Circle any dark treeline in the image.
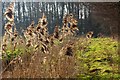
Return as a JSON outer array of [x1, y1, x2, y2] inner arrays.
[[2, 2, 119, 37]]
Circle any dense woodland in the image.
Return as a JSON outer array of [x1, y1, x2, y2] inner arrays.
[[2, 2, 119, 37]]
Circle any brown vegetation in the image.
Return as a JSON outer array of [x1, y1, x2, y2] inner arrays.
[[1, 3, 80, 78]]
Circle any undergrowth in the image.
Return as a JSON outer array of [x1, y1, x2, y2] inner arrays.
[[75, 38, 119, 79], [1, 37, 119, 79]]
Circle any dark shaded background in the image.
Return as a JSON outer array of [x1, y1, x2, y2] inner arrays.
[[2, 2, 119, 37]]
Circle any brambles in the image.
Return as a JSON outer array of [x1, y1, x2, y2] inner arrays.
[[2, 3, 80, 78], [4, 3, 14, 22], [86, 31, 93, 39], [1, 3, 119, 79], [61, 14, 79, 37]]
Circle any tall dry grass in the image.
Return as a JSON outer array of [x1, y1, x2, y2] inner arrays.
[[1, 37, 79, 78]]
